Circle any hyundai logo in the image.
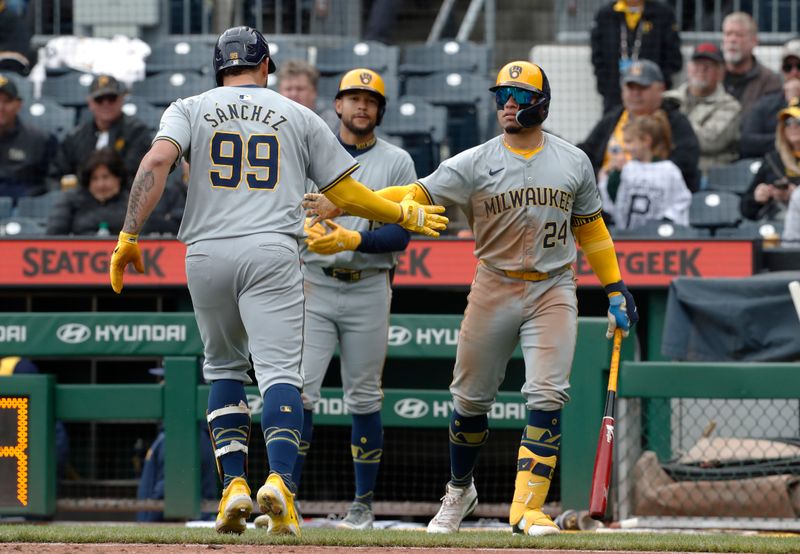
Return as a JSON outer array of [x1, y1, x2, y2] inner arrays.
[[56, 323, 91, 344], [394, 398, 429, 419], [387, 325, 412, 346]]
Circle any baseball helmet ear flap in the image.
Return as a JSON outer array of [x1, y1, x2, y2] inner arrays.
[[213, 26, 275, 86], [336, 68, 387, 125], [515, 69, 550, 128]]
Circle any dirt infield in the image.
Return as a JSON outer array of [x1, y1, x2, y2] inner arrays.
[[0, 546, 733, 554]]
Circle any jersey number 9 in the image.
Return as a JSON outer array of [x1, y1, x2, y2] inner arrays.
[[210, 131, 280, 190]]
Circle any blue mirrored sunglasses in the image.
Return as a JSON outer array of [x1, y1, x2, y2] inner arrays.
[[494, 86, 536, 107]]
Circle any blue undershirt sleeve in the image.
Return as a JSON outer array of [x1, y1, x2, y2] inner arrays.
[[356, 223, 410, 253]]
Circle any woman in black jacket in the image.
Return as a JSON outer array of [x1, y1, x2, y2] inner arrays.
[[46, 148, 129, 235], [741, 103, 800, 221]]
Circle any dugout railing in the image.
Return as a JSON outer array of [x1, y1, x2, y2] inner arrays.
[[0, 313, 622, 519], [614, 361, 800, 531]]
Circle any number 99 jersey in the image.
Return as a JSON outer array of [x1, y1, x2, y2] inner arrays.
[[416, 133, 602, 273], [155, 85, 358, 244]]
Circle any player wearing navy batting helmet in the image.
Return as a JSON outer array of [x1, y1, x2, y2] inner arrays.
[[109, 26, 447, 536]]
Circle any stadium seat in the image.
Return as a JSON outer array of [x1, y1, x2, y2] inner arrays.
[[0, 216, 47, 236], [41, 72, 97, 107], [714, 220, 783, 239], [4, 73, 34, 104], [121, 96, 163, 133], [399, 41, 490, 77], [145, 37, 212, 75], [15, 191, 62, 220], [403, 72, 492, 154], [611, 220, 710, 239], [381, 97, 448, 177], [706, 158, 762, 195], [267, 40, 309, 64], [315, 41, 399, 78], [133, 72, 214, 107], [0, 197, 13, 219], [689, 191, 743, 232], [18, 99, 77, 142]]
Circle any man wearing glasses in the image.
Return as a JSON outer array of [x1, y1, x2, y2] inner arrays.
[[308, 60, 637, 536], [51, 74, 151, 189], [740, 38, 800, 159]]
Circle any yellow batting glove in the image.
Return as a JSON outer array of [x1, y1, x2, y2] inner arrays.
[[304, 217, 326, 241], [306, 220, 362, 255], [397, 191, 448, 237], [109, 232, 144, 294]]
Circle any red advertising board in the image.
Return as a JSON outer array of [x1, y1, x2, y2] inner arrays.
[[0, 238, 754, 288]]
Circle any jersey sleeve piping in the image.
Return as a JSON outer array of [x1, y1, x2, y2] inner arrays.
[[415, 181, 435, 205], [318, 163, 360, 193], [153, 136, 183, 160], [571, 208, 603, 227]]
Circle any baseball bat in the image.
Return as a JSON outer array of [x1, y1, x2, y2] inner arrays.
[[589, 328, 623, 520], [789, 281, 800, 324]]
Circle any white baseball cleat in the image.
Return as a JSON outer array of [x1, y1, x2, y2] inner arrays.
[[426, 482, 478, 533]]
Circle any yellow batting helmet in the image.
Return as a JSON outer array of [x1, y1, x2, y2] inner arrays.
[[490, 61, 551, 128], [336, 68, 387, 124]]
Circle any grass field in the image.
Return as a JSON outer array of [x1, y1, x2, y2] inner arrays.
[[1, 525, 799, 553]]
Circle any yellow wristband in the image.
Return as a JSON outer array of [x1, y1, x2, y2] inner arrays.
[[119, 232, 139, 244]]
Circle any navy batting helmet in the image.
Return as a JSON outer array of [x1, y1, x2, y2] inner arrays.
[[213, 26, 276, 86]]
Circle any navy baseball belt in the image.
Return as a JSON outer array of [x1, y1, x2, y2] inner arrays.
[[322, 266, 386, 282]]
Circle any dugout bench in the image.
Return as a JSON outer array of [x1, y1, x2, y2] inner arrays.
[[0, 313, 625, 518]]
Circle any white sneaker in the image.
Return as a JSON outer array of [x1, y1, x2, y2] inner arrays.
[[426, 482, 478, 533]]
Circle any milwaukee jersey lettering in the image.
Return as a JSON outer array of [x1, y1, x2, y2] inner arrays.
[[418, 133, 601, 272], [155, 85, 358, 244]]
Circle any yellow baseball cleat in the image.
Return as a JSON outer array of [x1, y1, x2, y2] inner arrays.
[[512, 508, 560, 536], [215, 477, 253, 534], [256, 473, 301, 536]]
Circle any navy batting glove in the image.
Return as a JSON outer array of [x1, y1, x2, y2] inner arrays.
[[604, 280, 638, 339]]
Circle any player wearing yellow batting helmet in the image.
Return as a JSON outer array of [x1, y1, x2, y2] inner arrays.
[[336, 68, 387, 125], [490, 61, 551, 128]]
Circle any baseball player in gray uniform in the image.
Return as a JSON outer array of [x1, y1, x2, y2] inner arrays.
[[300, 68, 416, 530], [307, 60, 638, 536], [108, 26, 447, 537]]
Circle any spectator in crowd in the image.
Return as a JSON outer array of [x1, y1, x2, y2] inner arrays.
[[599, 111, 691, 230], [50, 74, 151, 189], [0, 0, 36, 74], [141, 160, 188, 236], [590, 0, 683, 113], [783, 186, 800, 245], [663, 42, 741, 172], [741, 101, 800, 221], [46, 147, 129, 235], [579, 59, 701, 192], [740, 38, 800, 159], [0, 73, 56, 201], [721, 11, 782, 116], [277, 59, 339, 131]]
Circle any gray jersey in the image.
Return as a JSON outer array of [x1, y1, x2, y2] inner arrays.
[[302, 138, 417, 270], [155, 85, 358, 244], [417, 133, 601, 273]]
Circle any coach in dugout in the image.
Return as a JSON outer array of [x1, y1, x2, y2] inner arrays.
[[579, 59, 700, 192]]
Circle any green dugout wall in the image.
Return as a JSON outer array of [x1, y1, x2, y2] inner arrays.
[[0, 313, 622, 518]]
